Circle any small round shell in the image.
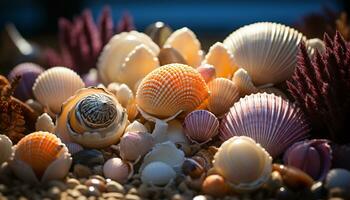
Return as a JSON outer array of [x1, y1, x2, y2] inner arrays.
[[196, 64, 216, 83], [0, 135, 13, 164], [103, 158, 133, 183], [124, 121, 148, 133], [183, 110, 219, 144], [32, 67, 85, 114], [120, 132, 155, 161], [202, 174, 231, 197], [213, 136, 272, 192], [232, 68, 258, 96], [141, 161, 176, 186], [35, 113, 55, 132]]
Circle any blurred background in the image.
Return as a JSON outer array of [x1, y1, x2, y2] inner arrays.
[[0, 0, 348, 74]]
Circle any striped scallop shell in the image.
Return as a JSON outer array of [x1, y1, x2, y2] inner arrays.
[[136, 63, 209, 118], [224, 22, 307, 85], [207, 78, 240, 117], [219, 93, 310, 158], [232, 68, 258, 96], [183, 110, 219, 144], [32, 67, 85, 114]]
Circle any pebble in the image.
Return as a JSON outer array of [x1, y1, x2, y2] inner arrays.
[[72, 149, 105, 168], [47, 186, 61, 200], [106, 180, 125, 193], [85, 178, 106, 192], [66, 178, 80, 189], [89, 175, 106, 183], [87, 186, 101, 197], [276, 187, 297, 200], [328, 187, 350, 199], [67, 189, 81, 198], [74, 164, 93, 178], [92, 165, 104, 176], [125, 194, 141, 200], [75, 185, 89, 196], [102, 192, 125, 199], [311, 181, 327, 199]]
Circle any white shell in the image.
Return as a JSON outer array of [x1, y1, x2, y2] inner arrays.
[[107, 83, 133, 108], [232, 68, 258, 96], [35, 113, 55, 132], [103, 158, 133, 183], [164, 27, 203, 67], [124, 121, 148, 133], [97, 31, 160, 90], [0, 135, 13, 164], [120, 132, 155, 161], [155, 120, 189, 145], [141, 161, 176, 186], [306, 38, 326, 54], [224, 22, 307, 85], [32, 67, 85, 114]]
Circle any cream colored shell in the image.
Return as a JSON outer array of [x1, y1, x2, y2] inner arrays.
[[35, 113, 55, 132], [232, 68, 258, 96], [103, 158, 133, 183], [0, 135, 13, 164], [141, 161, 176, 186], [119, 132, 155, 161]]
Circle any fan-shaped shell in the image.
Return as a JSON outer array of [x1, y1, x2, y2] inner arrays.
[[55, 87, 128, 148], [224, 22, 307, 85], [306, 38, 325, 54], [164, 27, 203, 67], [0, 135, 13, 164], [232, 68, 258, 95], [219, 93, 310, 158], [97, 31, 160, 90], [35, 113, 55, 132], [32, 67, 85, 114], [207, 78, 240, 117], [183, 110, 219, 144], [213, 136, 272, 192], [136, 63, 209, 118]]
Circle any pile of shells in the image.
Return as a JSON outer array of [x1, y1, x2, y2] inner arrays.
[[1, 21, 349, 200]]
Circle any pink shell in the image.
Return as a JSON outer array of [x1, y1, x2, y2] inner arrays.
[[219, 93, 310, 158], [183, 110, 219, 144]]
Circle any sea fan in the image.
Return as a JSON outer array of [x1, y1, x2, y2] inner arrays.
[[44, 6, 135, 74], [287, 32, 350, 143]]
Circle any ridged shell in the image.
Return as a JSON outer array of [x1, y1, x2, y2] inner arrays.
[[258, 87, 287, 99], [207, 78, 240, 117], [232, 68, 258, 95], [196, 64, 216, 83], [219, 93, 310, 158], [224, 22, 307, 85], [306, 38, 325, 54], [183, 110, 219, 144], [203, 42, 237, 78], [136, 63, 209, 118], [125, 121, 148, 133], [164, 27, 203, 67], [32, 67, 85, 114], [103, 158, 133, 183], [35, 113, 55, 132], [213, 136, 272, 192], [55, 87, 128, 148], [120, 132, 155, 161], [65, 142, 84, 155], [0, 135, 13, 164], [141, 161, 176, 186], [97, 31, 160, 90]]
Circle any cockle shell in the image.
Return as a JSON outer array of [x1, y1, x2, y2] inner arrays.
[[203, 42, 237, 78], [196, 64, 216, 83], [258, 87, 287, 99], [103, 158, 133, 183], [136, 63, 209, 118], [35, 113, 55, 132], [97, 31, 160, 90], [32, 67, 85, 114], [207, 78, 240, 117], [55, 87, 128, 148], [120, 132, 155, 161], [141, 161, 176, 186], [124, 121, 148, 133], [164, 27, 203, 67], [11, 131, 72, 184], [224, 22, 307, 85], [0, 135, 13, 165], [183, 110, 219, 144], [219, 93, 310, 158], [232, 68, 258, 95], [213, 136, 272, 192]]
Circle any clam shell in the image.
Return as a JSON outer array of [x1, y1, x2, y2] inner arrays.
[[55, 87, 128, 148], [158, 47, 187, 66], [136, 63, 209, 118], [203, 42, 237, 78], [35, 113, 55, 132], [224, 22, 307, 85], [164, 27, 203, 67], [196, 64, 216, 83], [32, 67, 85, 114], [232, 68, 258, 95], [183, 110, 219, 144], [120, 132, 155, 161], [207, 78, 240, 117], [141, 161, 176, 186], [0, 135, 13, 164], [219, 93, 310, 158], [103, 158, 133, 183], [213, 136, 272, 192], [124, 121, 148, 133]]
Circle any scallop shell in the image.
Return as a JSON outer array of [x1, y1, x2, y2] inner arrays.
[[306, 38, 325, 54], [258, 87, 287, 99], [224, 22, 307, 85], [35, 113, 55, 132], [213, 136, 272, 192], [232, 68, 258, 95], [124, 121, 148, 133], [32, 67, 85, 114], [0, 135, 13, 164], [120, 132, 155, 161], [136, 63, 209, 118], [183, 110, 219, 144], [203, 42, 237, 78], [103, 158, 133, 183], [219, 93, 310, 158], [141, 161, 176, 186], [164, 27, 203, 67], [196, 64, 216, 83], [55, 87, 128, 148], [207, 78, 240, 117], [97, 31, 160, 90]]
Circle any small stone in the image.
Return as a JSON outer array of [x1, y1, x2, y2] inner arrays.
[[75, 185, 89, 196], [106, 181, 125, 193], [85, 178, 106, 192], [89, 175, 105, 183], [103, 192, 125, 199], [73, 149, 105, 168], [276, 187, 297, 200], [87, 186, 101, 197], [66, 178, 80, 189], [311, 182, 326, 199], [130, 179, 141, 187], [76, 196, 88, 200], [67, 189, 81, 198], [127, 187, 139, 195], [329, 187, 350, 199], [47, 180, 68, 191], [125, 194, 141, 200], [47, 186, 61, 200], [92, 165, 104, 176], [74, 164, 93, 178]]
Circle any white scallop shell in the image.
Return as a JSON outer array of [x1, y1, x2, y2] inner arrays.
[[35, 113, 55, 132], [224, 22, 307, 85], [120, 132, 155, 161], [0, 135, 13, 164], [124, 121, 148, 133], [32, 67, 85, 114], [306, 38, 326, 54], [232, 68, 258, 96], [103, 158, 133, 183], [164, 27, 203, 67], [141, 161, 176, 186]]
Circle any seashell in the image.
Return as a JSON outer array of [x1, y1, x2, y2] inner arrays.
[[203, 42, 237, 78], [72, 149, 104, 168], [145, 21, 173, 47], [83, 68, 99, 87], [124, 121, 148, 133], [25, 99, 44, 116], [164, 27, 203, 67], [219, 93, 310, 158], [207, 78, 240, 117], [158, 47, 187, 66], [306, 38, 325, 54], [103, 158, 133, 184], [119, 132, 155, 161], [182, 158, 204, 179], [97, 31, 160, 89], [35, 113, 55, 132], [324, 169, 350, 190], [55, 87, 128, 148], [107, 83, 133, 108], [283, 139, 332, 180], [273, 164, 314, 189], [8, 62, 44, 101], [196, 63, 216, 83], [141, 161, 176, 186], [140, 141, 185, 173], [192, 146, 218, 171], [0, 135, 13, 165], [202, 174, 231, 197], [136, 63, 209, 118], [32, 67, 85, 114], [11, 131, 72, 184], [258, 87, 287, 99], [183, 110, 219, 144], [155, 119, 189, 145], [232, 68, 258, 96], [213, 136, 272, 192], [224, 22, 307, 85], [65, 142, 84, 155]]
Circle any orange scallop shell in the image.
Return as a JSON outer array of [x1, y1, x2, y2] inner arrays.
[[136, 63, 209, 118]]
